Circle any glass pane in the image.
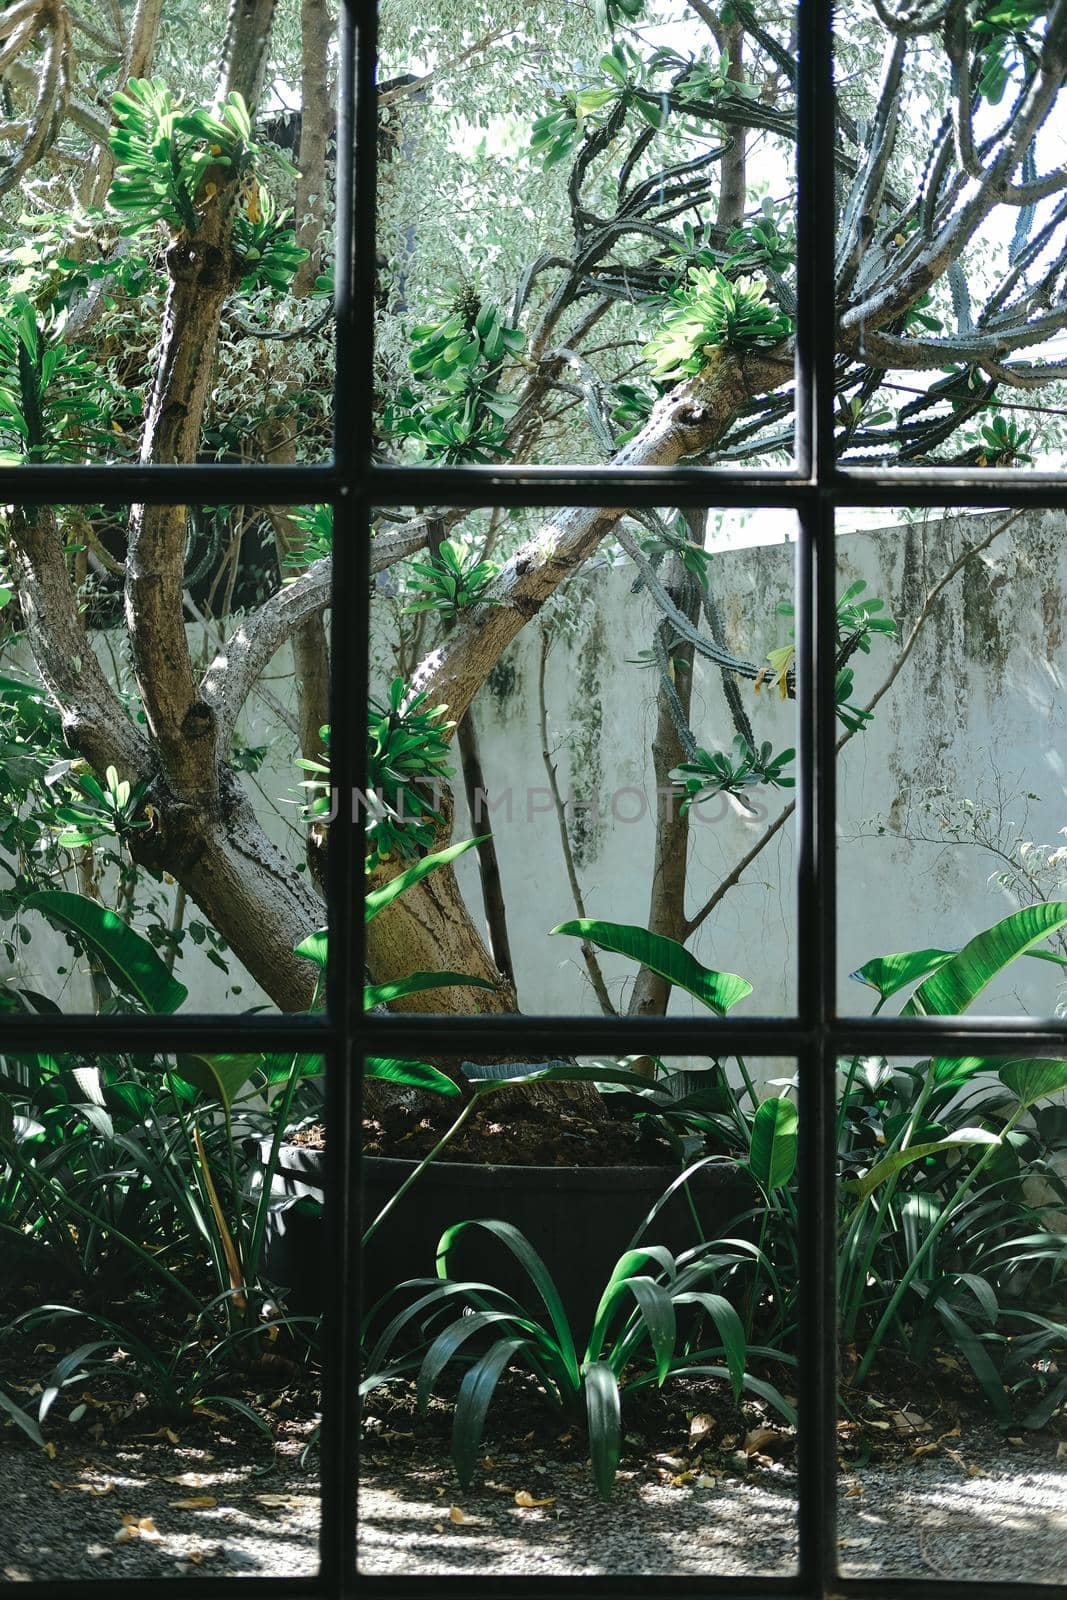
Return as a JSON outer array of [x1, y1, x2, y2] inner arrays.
[[376, 1, 797, 467], [837, 1051, 1067, 1584], [0, 502, 330, 1015], [366, 505, 798, 1016], [836, 504, 1067, 1018], [0, 1, 335, 466], [834, 5, 1067, 469], [359, 1053, 799, 1577], [0, 1049, 324, 1580]]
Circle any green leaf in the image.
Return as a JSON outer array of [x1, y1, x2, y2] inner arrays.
[[436, 1220, 579, 1388], [23, 891, 187, 1013], [932, 1298, 1011, 1426], [452, 1337, 527, 1487], [673, 1292, 747, 1401], [366, 1058, 461, 1097], [842, 1129, 1001, 1202], [590, 1276, 676, 1384], [746, 1097, 798, 1191], [551, 920, 751, 1014], [418, 1311, 542, 1415], [584, 1361, 622, 1501], [850, 948, 955, 1001], [365, 971, 496, 1008], [365, 838, 485, 922], [174, 1053, 263, 1111], [903, 904, 1067, 1016], [0, 1388, 45, 1448], [998, 1058, 1067, 1109], [294, 928, 328, 970]]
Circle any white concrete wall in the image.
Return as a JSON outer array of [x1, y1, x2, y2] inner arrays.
[[4, 509, 1066, 1039], [445, 507, 1067, 1025]]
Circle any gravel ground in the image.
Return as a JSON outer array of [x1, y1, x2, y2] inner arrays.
[[357, 1433, 1067, 1581], [3, 1430, 1064, 1581], [0, 1439, 320, 1581]]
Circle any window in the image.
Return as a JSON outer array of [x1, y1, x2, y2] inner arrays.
[[2, 0, 1067, 1595]]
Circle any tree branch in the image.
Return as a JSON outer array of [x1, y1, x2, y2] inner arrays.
[[199, 557, 331, 750]]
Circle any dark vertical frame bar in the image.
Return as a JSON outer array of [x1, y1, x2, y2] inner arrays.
[[795, 0, 839, 1593], [320, 0, 364, 1590], [346, 0, 380, 1589]]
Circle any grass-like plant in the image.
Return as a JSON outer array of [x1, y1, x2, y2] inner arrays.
[[362, 1218, 794, 1501]]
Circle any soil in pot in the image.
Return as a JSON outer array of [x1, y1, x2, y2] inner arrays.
[[262, 1073, 753, 1338]]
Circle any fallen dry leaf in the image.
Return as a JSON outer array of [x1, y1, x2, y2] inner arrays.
[[744, 1427, 790, 1457], [688, 1413, 716, 1449], [115, 1514, 162, 1545], [891, 1410, 931, 1435], [449, 1505, 474, 1524], [514, 1490, 556, 1508], [254, 1493, 305, 1510], [164, 1473, 205, 1488], [911, 1444, 939, 1460], [1056, 1441, 1067, 1461], [844, 1482, 863, 1497], [3, 1569, 31, 1582], [169, 1496, 217, 1510]]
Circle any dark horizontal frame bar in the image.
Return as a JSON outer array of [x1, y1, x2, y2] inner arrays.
[[0, 463, 340, 504], [14, 1576, 1067, 1600], [3, 461, 1067, 511], [4, 1012, 1066, 1056]]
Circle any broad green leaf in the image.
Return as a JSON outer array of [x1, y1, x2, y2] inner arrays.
[[365, 838, 485, 922], [24, 891, 187, 1013], [584, 1361, 622, 1502], [452, 1337, 527, 1488], [903, 904, 1067, 1016], [294, 928, 328, 969], [998, 1058, 1067, 1109], [174, 1054, 263, 1111], [551, 920, 751, 1014], [850, 948, 955, 1001], [364, 971, 496, 1008], [842, 1130, 1000, 1202], [746, 1097, 798, 1191], [366, 1058, 461, 1097]]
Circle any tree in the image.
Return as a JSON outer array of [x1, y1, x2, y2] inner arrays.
[[2, 0, 1066, 1027]]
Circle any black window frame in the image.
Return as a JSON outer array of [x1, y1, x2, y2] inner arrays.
[[3, 1, 1067, 1596]]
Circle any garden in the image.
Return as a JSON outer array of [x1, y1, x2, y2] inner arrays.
[[1, 0, 1067, 1586]]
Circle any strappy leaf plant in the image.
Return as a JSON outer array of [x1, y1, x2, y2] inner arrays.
[[362, 1220, 794, 1501]]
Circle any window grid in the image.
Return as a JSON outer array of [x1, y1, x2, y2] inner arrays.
[[1, 1, 1066, 1596]]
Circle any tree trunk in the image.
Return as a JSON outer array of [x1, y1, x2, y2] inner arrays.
[[628, 555, 699, 1020], [132, 773, 322, 1011]]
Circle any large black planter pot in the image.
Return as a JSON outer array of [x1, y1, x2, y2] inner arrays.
[[262, 1143, 753, 1339]]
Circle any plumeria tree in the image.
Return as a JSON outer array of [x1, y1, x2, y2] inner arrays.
[[2, 0, 1066, 1021]]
